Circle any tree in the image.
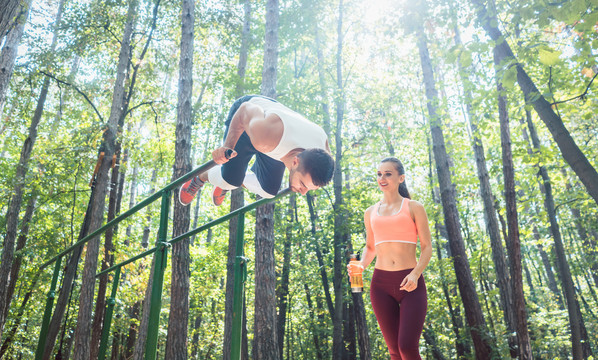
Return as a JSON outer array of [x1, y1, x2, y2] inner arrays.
[[0, 0, 31, 115], [165, 0, 195, 357], [71, 1, 139, 357], [470, 0, 598, 206], [493, 45, 533, 359], [253, 0, 280, 359], [0, 0, 64, 340], [410, 1, 495, 357]]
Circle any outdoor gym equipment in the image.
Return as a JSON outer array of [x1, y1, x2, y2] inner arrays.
[[35, 158, 291, 360]]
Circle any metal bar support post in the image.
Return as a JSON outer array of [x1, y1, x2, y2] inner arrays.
[[35, 256, 62, 360], [98, 266, 121, 360], [144, 190, 171, 360], [230, 211, 246, 360]]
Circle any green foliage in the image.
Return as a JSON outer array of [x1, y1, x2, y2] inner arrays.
[[0, 0, 596, 358]]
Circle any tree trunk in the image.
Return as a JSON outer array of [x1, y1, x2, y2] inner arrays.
[[422, 327, 448, 360], [89, 154, 123, 359], [470, 0, 598, 206], [0, 0, 64, 338], [235, 0, 251, 98], [0, 0, 20, 41], [524, 111, 591, 359], [0, 0, 30, 115], [412, 3, 494, 357], [332, 1, 347, 358], [253, 203, 280, 360], [451, 9, 517, 355], [165, 0, 194, 357], [223, 1, 251, 356], [71, 1, 138, 358], [253, 0, 280, 358], [2, 192, 36, 322], [132, 261, 155, 360], [303, 284, 325, 360], [314, 24, 332, 138], [306, 194, 335, 318], [277, 193, 295, 359], [0, 272, 39, 358], [494, 46, 533, 359]]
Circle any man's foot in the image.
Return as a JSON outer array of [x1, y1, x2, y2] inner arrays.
[[179, 176, 204, 206], [212, 186, 229, 206]]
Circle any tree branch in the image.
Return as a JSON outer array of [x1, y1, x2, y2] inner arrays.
[[40, 71, 105, 123], [551, 71, 598, 105], [124, 100, 161, 118]]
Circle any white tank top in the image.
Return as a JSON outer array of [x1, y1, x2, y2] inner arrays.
[[248, 97, 328, 161]]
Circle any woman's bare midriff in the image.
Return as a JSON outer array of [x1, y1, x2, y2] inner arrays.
[[374, 242, 418, 271]]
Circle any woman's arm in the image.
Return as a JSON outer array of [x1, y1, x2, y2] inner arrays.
[[360, 206, 377, 269], [400, 201, 432, 291], [348, 206, 376, 276]]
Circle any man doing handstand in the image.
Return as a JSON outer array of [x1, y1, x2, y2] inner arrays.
[[179, 95, 335, 206]]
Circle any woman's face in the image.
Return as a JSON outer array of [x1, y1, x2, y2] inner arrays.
[[376, 161, 404, 192]]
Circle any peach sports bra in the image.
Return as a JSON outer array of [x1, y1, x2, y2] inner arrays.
[[370, 198, 418, 245]]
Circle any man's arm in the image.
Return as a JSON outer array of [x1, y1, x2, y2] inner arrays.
[[213, 102, 283, 163]]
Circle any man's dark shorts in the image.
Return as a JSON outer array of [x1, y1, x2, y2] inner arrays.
[[221, 95, 285, 197]]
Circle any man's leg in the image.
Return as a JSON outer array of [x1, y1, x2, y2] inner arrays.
[[247, 152, 285, 198]]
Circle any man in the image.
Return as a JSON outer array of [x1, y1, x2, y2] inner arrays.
[[179, 95, 334, 206]]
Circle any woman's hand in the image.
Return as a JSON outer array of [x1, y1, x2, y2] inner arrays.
[[347, 261, 364, 276], [400, 271, 419, 292]]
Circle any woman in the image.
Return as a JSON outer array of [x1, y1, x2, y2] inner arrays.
[[348, 157, 432, 360]]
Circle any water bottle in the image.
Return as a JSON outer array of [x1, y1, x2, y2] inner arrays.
[[349, 253, 363, 293]]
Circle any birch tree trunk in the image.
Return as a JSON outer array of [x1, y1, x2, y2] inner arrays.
[[0, 0, 63, 339], [470, 0, 598, 206], [253, 0, 280, 358], [412, 2, 494, 357], [165, 0, 194, 357], [72, 1, 138, 358]]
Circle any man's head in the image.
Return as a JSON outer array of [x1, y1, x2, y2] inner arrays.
[[288, 148, 335, 194]]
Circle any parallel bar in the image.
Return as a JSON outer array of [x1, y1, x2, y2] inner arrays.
[[98, 266, 121, 360], [169, 188, 292, 245], [35, 256, 62, 360], [95, 188, 293, 278], [40, 160, 218, 270], [96, 246, 159, 278], [145, 191, 171, 360], [230, 211, 246, 360]]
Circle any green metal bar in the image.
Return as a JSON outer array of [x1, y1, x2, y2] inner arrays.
[[96, 246, 159, 278], [96, 188, 293, 278], [40, 160, 218, 270], [35, 256, 62, 360], [169, 188, 292, 245], [230, 211, 246, 360], [145, 191, 171, 360], [98, 266, 121, 360]]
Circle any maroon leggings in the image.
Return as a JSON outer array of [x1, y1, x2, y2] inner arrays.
[[370, 269, 427, 360]]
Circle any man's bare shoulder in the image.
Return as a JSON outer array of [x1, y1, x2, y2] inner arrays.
[[246, 112, 283, 153]]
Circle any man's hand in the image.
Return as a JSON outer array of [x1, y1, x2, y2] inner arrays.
[[212, 147, 237, 164]]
